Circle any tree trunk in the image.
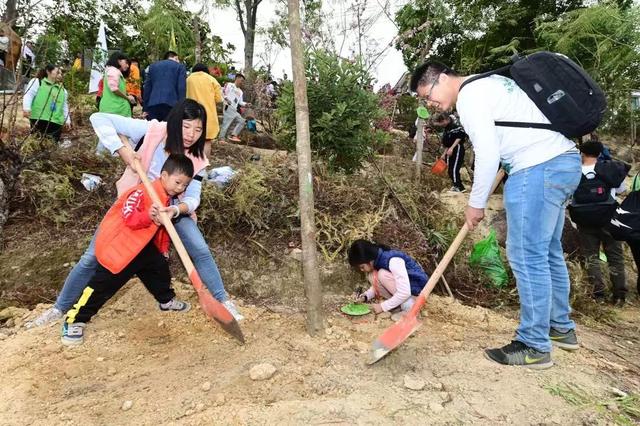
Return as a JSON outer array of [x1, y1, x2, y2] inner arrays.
[[0, 176, 7, 239], [193, 17, 202, 63], [3, 0, 17, 24], [243, 2, 256, 76], [287, 0, 324, 336]]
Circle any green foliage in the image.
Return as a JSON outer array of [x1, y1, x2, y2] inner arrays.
[[276, 50, 387, 174], [535, 4, 640, 135], [395, 0, 585, 72]]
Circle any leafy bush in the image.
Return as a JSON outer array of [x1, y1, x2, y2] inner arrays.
[[277, 50, 388, 173]]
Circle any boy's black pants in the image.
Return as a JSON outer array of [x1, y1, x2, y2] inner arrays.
[[66, 242, 174, 324], [447, 143, 465, 190]]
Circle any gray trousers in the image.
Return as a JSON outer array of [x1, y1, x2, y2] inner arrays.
[[577, 226, 627, 299], [220, 105, 245, 139]]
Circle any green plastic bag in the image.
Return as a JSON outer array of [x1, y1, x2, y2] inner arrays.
[[469, 229, 508, 288]]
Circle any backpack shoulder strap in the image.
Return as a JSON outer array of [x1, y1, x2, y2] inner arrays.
[[459, 64, 512, 91], [459, 64, 557, 133]]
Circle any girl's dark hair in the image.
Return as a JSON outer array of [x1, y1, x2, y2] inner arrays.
[[106, 51, 128, 69], [192, 63, 209, 74], [36, 64, 58, 81], [347, 239, 390, 267], [164, 99, 207, 159]]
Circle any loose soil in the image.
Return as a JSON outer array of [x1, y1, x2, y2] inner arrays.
[[1, 285, 639, 425]]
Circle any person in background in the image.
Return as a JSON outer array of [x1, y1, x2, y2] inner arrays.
[[22, 64, 71, 141], [220, 73, 249, 143], [570, 140, 629, 306], [99, 51, 133, 118], [432, 112, 468, 192], [21, 41, 36, 76], [143, 51, 186, 122], [0, 28, 9, 67], [186, 63, 223, 155], [72, 52, 82, 71], [126, 58, 142, 114]]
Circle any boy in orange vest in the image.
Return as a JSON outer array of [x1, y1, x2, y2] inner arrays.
[[62, 154, 194, 345]]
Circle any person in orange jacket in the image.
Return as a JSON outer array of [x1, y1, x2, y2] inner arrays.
[[61, 154, 194, 346]]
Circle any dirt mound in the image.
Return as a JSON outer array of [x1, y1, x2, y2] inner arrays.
[[1, 281, 639, 425]]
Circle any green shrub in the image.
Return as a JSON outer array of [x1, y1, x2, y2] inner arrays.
[[276, 50, 388, 173]]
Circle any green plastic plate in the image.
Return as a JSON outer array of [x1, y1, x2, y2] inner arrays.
[[416, 106, 430, 119], [341, 303, 371, 316]]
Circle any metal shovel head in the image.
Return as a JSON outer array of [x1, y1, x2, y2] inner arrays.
[[368, 314, 422, 364], [190, 270, 245, 344]]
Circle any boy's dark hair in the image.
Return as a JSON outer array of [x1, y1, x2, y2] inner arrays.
[[164, 51, 179, 60], [410, 61, 458, 93], [347, 239, 391, 267], [192, 63, 209, 74], [106, 51, 128, 69], [235, 73, 245, 80], [432, 112, 452, 125], [164, 99, 207, 159], [579, 140, 603, 157], [161, 153, 194, 177]]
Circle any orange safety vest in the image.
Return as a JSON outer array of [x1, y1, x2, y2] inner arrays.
[[96, 179, 170, 274]]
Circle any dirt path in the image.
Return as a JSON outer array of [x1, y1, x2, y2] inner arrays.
[[1, 281, 638, 425]]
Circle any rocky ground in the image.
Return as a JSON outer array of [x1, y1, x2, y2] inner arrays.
[[0, 283, 639, 425]]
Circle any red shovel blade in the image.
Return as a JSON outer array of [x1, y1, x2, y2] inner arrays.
[[368, 296, 425, 364], [190, 270, 245, 344]]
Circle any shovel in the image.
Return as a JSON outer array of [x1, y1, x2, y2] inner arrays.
[[132, 158, 245, 344], [369, 169, 505, 364]]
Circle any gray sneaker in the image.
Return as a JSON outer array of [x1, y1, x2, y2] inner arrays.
[[159, 298, 191, 312], [25, 307, 63, 329], [484, 341, 553, 370], [549, 328, 579, 351]]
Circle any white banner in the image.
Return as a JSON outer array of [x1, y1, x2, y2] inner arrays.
[[89, 22, 108, 94]]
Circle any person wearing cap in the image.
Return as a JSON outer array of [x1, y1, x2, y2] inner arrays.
[[572, 140, 629, 306]]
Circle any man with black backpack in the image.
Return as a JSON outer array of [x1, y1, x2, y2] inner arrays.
[[569, 140, 629, 306], [409, 52, 606, 369]]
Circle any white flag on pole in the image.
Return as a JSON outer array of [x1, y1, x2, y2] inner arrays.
[[89, 22, 108, 94]]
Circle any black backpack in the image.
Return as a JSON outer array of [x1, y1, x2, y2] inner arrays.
[[568, 171, 617, 228], [608, 174, 640, 241], [459, 51, 606, 138]]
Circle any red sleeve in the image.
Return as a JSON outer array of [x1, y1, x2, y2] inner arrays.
[[122, 189, 153, 230]]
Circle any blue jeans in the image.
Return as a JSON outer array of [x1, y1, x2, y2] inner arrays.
[[55, 215, 228, 312], [504, 151, 581, 353]]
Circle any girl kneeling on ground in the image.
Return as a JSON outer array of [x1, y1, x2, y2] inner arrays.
[[348, 239, 429, 319]]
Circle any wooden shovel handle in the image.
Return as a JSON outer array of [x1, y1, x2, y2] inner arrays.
[[419, 169, 506, 302]]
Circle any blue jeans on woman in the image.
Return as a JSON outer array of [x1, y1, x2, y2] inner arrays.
[[54, 215, 228, 312], [504, 151, 581, 353]]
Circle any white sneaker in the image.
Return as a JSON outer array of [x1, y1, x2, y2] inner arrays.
[[25, 307, 63, 329], [222, 300, 244, 321]]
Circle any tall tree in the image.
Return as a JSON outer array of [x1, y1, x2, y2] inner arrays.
[[287, 0, 324, 335]]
